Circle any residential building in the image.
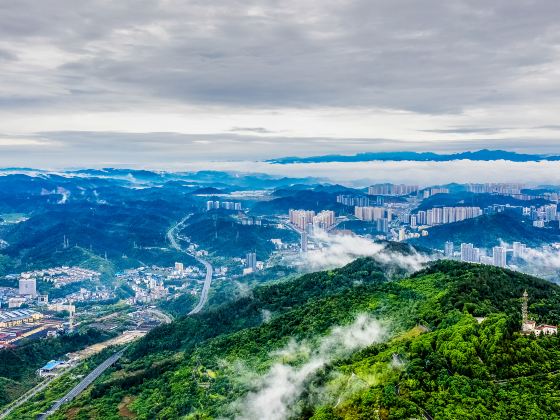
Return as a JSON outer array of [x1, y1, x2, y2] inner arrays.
[[19, 277, 37, 298]]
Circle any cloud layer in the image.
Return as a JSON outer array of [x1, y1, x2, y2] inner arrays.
[[2, 1, 560, 165], [304, 230, 431, 270]]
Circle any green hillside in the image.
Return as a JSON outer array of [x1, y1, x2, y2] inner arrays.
[[35, 258, 560, 420], [411, 213, 560, 249], [181, 213, 298, 259]]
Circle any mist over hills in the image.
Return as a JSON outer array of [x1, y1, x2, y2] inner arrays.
[[267, 149, 560, 164]]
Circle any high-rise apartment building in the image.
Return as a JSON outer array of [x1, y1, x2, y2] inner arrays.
[[313, 210, 336, 230], [512, 242, 526, 260], [367, 184, 419, 196], [301, 232, 308, 253], [245, 252, 257, 270], [289, 209, 335, 231], [355, 206, 390, 222], [419, 207, 482, 226], [19, 277, 37, 297], [492, 246, 507, 268], [376, 218, 389, 233], [289, 209, 316, 230], [460, 243, 480, 263], [445, 241, 454, 257], [336, 195, 371, 207]]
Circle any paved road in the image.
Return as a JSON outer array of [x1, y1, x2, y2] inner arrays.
[[38, 348, 126, 419], [167, 215, 213, 315], [0, 372, 64, 419], [188, 258, 213, 315]]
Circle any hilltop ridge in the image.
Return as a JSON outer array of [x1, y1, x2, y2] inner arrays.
[[38, 257, 560, 420]]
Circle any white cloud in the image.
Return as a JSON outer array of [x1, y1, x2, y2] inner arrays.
[[234, 314, 387, 420], [178, 159, 560, 187], [302, 229, 431, 271], [2, 1, 560, 164]]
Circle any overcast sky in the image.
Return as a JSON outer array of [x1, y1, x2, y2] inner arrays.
[[1, 0, 560, 169]]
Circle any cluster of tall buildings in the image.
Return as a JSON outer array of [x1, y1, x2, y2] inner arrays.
[[532, 204, 558, 222], [452, 241, 528, 268], [289, 209, 336, 231], [354, 206, 392, 222], [415, 206, 482, 226], [206, 200, 242, 211], [367, 184, 419, 196], [458, 243, 506, 267], [466, 183, 524, 195], [336, 195, 374, 207]]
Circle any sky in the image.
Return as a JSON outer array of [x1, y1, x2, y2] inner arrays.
[[1, 0, 560, 170]]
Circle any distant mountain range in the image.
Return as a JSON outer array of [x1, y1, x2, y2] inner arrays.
[[267, 149, 560, 164]]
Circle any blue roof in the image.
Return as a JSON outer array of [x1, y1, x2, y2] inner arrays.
[[41, 360, 63, 370]]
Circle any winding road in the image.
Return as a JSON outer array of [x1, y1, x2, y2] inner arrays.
[[167, 215, 213, 315]]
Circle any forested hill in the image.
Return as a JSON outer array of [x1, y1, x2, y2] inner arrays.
[[52, 259, 560, 419]]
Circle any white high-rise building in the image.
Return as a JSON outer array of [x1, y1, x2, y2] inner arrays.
[[544, 204, 558, 221], [301, 231, 308, 253], [19, 277, 37, 297], [416, 211, 427, 225], [460, 243, 480, 263], [492, 246, 507, 268], [354, 206, 387, 222], [313, 210, 336, 230], [367, 184, 419, 196], [245, 252, 257, 270], [420, 207, 482, 226], [512, 242, 526, 260], [289, 209, 316, 230], [445, 241, 454, 257]]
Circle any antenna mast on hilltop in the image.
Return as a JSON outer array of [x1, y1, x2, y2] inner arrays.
[[522, 290, 529, 326]]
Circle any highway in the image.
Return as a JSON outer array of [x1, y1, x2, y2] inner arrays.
[[0, 372, 64, 419], [167, 215, 213, 315], [188, 257, 213, 315], [38, 348, 126, 419]]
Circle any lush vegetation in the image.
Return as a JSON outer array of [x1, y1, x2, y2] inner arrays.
[[5, 346, 122, 420], [181, 213, 298, 259], [159, 293, 197, 317], [0, 329, 116, 407], [40, 258, 560, 419]]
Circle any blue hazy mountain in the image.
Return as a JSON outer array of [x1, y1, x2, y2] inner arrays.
[[267, 149, 560, 164]]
